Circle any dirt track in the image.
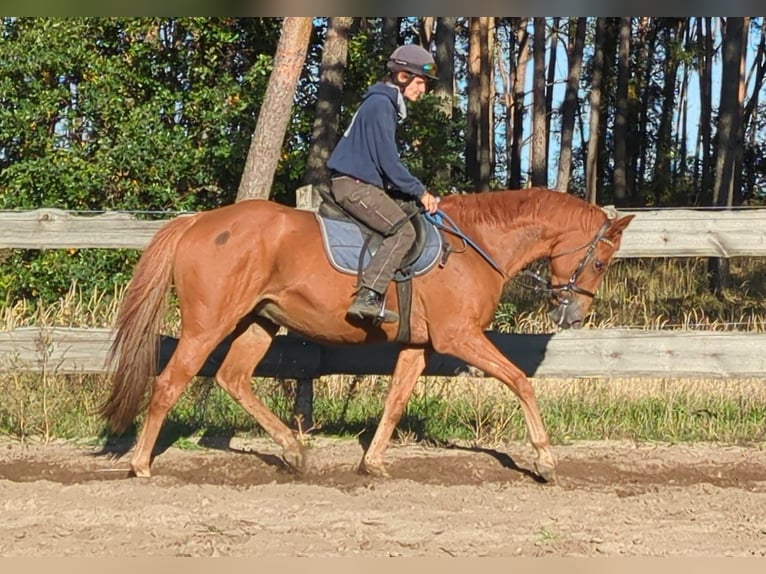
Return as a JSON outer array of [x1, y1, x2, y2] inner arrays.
[[1, 436, 765, 557]]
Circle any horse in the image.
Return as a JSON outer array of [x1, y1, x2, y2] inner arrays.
[[99, 186, 634, 482]]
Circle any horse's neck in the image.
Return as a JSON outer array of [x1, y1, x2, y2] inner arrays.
[[452, 190, 582, 277], [498, 221, 554, 276]]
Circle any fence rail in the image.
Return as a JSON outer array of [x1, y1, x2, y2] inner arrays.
[[2, 327, 765, 380], [3, 207, 766, 257]]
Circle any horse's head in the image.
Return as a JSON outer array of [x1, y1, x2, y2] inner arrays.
[[545, 210, 635, 329]]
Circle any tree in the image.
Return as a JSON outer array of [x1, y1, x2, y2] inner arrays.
[[651, 19, 685, 205], [433, 17, 457, 186], [478, 17, 493, 190], [466, 17, 481, 188], [555, 17, 586, 193], [696, 17, 715, 205], [613, 17, 631, 204], [302, 17, 354, 203], [237, 17, 313, 202], [433, 17, 456, 117], [713, 17, 745, 207], [510, 18, 530, 189], [586, 18, 607, 204], [381, 17, 400, 55], [709, 17, 746, 294], [531, 17, 547, 187], [545, 17, 559, 170], [634, 17, 658, 205]]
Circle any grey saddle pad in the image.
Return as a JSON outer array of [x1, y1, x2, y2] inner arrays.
[[315, 213, 443, 278]]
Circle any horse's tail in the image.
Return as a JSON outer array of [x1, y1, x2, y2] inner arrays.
[[99, 214, 200, 434]]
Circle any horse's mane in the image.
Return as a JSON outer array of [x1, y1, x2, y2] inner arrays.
[[444, 187, 606, 233]]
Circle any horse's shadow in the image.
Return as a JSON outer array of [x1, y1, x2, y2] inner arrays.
[[93, 424, 287, 471], [352, 418, 543, 483], [440, 442, 545, 483], [94, 418, 543, 482]]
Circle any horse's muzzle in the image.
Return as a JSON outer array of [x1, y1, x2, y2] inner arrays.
[[547, 301, 584, 330]]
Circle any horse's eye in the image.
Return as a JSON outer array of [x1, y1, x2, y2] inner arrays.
[[594, 260, 605, 273]]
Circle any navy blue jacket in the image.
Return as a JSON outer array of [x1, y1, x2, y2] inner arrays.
[[327, 82, 426, 199]]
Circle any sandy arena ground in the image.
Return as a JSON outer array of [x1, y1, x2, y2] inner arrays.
[[1, 436, 765, 557]]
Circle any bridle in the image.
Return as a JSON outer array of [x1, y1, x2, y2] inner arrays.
[[518, 219, 615, 304]]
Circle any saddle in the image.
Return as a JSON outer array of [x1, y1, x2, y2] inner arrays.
[[316, 196, 443, 281], [314, 186, 448, 342]]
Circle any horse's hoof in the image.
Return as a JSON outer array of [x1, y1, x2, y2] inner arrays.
[[129, 466, 151, 478], [281, 448, 307, 474], [534, 461, 556, 483], [358, 459, 390, 478]]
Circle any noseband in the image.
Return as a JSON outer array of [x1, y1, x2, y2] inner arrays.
[[520, 219, 614, 304]]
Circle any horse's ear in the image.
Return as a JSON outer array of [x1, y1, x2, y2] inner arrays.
[[610, 214, 635, 233]]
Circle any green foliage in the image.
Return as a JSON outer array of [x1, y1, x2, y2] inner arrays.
[[0, 18, 280, 211], [399, 93, 469, 193], [0, 17, 281, 302], [0, 248, 138, 302], [0, 17, 466, 305]]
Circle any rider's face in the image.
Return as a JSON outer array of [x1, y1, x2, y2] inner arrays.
[[401, 75, 428, 102]]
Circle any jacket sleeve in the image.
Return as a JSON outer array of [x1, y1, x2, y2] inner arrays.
[[362, 95, 427, 198]]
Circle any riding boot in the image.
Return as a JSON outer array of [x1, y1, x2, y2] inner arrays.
[[347, 287, 399, 323]]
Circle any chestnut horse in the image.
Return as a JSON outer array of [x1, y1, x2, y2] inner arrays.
[[100, 187, 634, 482]]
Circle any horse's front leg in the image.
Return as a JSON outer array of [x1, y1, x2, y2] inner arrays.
[[359, 347, 429, 477], [435, 329, 556, 483]]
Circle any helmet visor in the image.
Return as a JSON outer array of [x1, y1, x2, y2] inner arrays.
[[391, 58, 438, 79]]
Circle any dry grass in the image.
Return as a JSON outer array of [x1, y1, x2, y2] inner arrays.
[[2, 258, 766, 442]]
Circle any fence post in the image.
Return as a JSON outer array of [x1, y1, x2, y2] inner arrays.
[[293, 184, 321, 431]]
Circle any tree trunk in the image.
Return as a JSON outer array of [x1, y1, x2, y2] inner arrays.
[[511, 18, 530, 189], [237, 17, 313, 202], [478, 17, 492, 191], [651, 19, 684, 206], [302, 17, 353, 205], [586, 17, 606, 204], [671, 22, 693, 198], [434, 17, 456, 186], [498, 19, 516, 188], [466, 17, 481, 188], [743, 24, 766, 202], [597, 19, 618, 205], [531, 17, 547, 187], [709, 17, 745, 294], [743, 23, 766, 135], [614, 17, 631, 205], [488, 18, 496, 181], [697, 17, 714, 205], [635, 18, 657, 205], [433, 17, 456, 117], [545, 17, 559, 171], [556, 17, 586, 193], [381, 18, 400, 55], [420, 17, 435, 47], [713, 17, 745, 207], [730, 17, 750, 207]]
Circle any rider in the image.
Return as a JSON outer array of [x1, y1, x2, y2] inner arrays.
[[327, 44, 441, 324]]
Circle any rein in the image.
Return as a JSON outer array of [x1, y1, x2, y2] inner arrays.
[[519, 218, 614, 300], [424, 209, 506, 278]]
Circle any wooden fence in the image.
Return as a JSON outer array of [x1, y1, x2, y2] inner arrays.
[[2, 206, 766, 381], [3, 205, 766, 257], [2, 326, 766, 380]]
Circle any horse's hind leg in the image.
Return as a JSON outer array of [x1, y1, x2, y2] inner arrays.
[[359, 347, 429, 478], [214, 319, 307, 473], [130, 331, 228, 477]]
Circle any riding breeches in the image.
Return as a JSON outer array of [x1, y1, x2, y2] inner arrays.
[[330, 177, 416, 294]]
